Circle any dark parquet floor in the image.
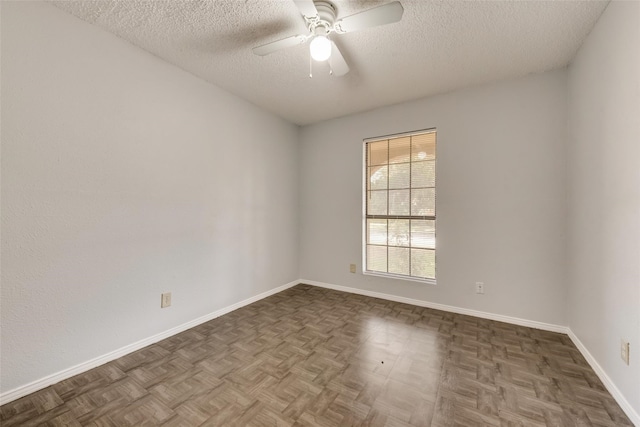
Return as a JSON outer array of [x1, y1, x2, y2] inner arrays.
[[1, 284, 633, 426]]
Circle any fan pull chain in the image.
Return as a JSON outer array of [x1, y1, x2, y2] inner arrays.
[[309, 54, 313, 78]]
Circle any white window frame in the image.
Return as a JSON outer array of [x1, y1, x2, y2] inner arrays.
[[362, 129, 437, 285]]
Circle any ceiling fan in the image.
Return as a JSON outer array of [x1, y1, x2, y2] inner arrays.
[[252, 0, 404, 77]]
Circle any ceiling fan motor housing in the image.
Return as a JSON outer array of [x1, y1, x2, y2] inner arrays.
[[308, 1, 337, 35], [315, 1, 337, 23]]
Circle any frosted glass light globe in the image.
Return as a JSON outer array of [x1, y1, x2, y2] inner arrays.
[[310, 36, 332, 62]]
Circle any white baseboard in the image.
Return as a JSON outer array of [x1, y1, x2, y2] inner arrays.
[[0, 279, 299, 406], [302, 279, 639, 426], [301, 279, 568, 333], [567, 330, 640, 426]]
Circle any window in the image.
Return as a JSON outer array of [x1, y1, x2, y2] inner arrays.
[[364, 130, 436, 283]]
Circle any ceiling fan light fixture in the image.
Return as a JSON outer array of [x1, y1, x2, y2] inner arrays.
[[310, 35, 332, 61]]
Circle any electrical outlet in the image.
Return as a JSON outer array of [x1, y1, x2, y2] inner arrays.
[[475, 282, 484, 294], [621, 339, 630, 365], [350, 264, 356, 273], [161, 292, 171, 308]]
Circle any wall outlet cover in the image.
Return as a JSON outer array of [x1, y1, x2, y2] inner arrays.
[[620, 339, 630, 365], [161, 292, 172, 308]]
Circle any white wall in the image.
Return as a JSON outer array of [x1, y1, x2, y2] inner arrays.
[[299, 71, 568, 326], [567, 0, 640, 415], [0, 2, 298, 394]]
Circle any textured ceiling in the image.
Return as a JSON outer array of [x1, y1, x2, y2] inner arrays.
[[51, 0, 608, 125]]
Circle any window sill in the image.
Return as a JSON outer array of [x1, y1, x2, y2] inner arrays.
[[363, 270, 437, 286]]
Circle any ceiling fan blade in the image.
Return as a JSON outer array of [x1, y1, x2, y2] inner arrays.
[[335, 1, 404, 33], [328, 41, 349, 77], [293, 0, 318, 18], [252, 34, 308, 56]]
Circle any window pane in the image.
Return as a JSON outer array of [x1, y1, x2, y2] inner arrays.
[[367, 219, 387, 245], [388, 163, 410, 189], [389, 189, 410, 216], [388, 219, 410, 247], [389, 247, 410, 275], [411, 220, 435, 249], [368, 190, 387, 215], [367, 245, 387, 273], [364, 130, 436, 282], [368, 166, 388, 190], [411, 249, 435, 279], [411, 188, 435, 216], [389, 137, 410, 164], [411, 133, 436, 161], [369, 140, 388, 166], [411, 160, 435, 188]]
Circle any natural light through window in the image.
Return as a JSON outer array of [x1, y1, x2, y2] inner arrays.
[[364, 130, 436, 282]]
